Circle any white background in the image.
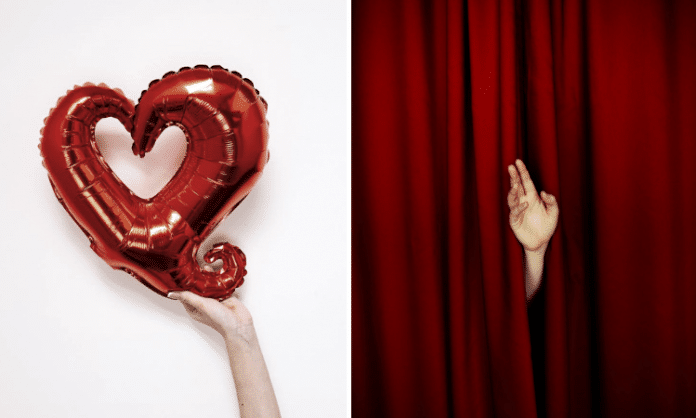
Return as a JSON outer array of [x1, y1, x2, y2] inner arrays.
[[0, 1, 348, 417]]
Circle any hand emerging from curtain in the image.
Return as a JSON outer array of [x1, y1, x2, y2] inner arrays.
[[507, 159, 559, 299]]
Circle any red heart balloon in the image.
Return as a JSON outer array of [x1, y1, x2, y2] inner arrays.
[[39, 65, 269, 300]]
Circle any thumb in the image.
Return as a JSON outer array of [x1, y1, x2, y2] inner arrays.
[[540, 191, 557, 208], [541, 192, 560, 221]]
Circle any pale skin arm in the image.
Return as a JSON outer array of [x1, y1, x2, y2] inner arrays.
[[507, 159, 559, 300], [168, 278, 281, 418]]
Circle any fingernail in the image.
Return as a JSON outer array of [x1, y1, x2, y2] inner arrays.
[[167, 292, 178, 300]]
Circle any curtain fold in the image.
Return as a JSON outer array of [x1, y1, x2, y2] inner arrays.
[[352, 0, 696, 416]]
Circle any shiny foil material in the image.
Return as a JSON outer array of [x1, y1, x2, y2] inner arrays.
[[39, 65, 269, 300]]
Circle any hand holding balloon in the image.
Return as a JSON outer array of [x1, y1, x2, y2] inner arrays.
[[169, 275, 255, 344], [169, 267, 281, 418]]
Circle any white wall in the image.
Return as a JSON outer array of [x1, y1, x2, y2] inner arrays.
[[0, 1, 348, 416]]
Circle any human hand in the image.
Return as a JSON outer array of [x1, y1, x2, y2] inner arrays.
[[170, 272, 280, 418], [507, 159, 559, 252], [168, 274, 255, 345]]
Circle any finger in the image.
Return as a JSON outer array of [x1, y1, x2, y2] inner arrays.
[[540, 191, 557, 207], [515, 159, 538, 197], [221, 294, 242, 309], [541, 191, 560, 219], [168, 292, 202, 316], [507, 187, 520, 208], [169, 291, 208, 310], [182, 303, 204, 319], [508, 164, 520, 188], [203, 265, 214, 273]]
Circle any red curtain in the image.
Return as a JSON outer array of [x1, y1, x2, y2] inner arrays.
[[352, 0, 696, 417]]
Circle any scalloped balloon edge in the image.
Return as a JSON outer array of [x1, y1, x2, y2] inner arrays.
[[135, 65, 268, 114], [39, 65, 268, 155]]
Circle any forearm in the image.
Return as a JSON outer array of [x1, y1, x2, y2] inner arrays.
[[524, 243, 547, 300], [224, 328, 281, 418]]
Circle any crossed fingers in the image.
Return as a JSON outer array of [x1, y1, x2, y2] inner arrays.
[[507, 160, 536, 226], [509, 159, 537, 197]]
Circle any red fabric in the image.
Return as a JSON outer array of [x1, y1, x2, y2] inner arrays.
[[352, 0, 696, 417]]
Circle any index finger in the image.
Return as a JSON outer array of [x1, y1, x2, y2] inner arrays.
[[515, 159, 537, 196]]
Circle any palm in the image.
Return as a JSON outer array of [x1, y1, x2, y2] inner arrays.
[[170, 290, 255, 343], [508, 160, 559, 251]]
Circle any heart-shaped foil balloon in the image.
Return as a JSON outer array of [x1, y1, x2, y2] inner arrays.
[[39, 65, 269, 300]]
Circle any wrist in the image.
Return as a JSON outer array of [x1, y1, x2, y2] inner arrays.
[[524, 243, 548, 300], [524, 242, 548, 255], [222, 323, 259, 350]]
